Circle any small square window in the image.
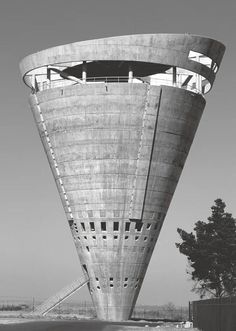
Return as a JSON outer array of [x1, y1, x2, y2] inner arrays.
[[110, 277, 113, 281], [125, 222, 130, 232], [101, 222, 106, 231], [102, 236, 107, 240], [135, 222, 143, 232], [90, 222, 95, 231], [92, 236, 96, 240], [96, 277, 99, 281], [113, 222, 119, 231], [84, 236, 87, 239], [135, 236, 139, 241], [114, 235, 118, 239], [144, 237, 147, 241], [125, 236, 128, 240], [146, 223, 151, 230], [125, 277, 128, 281]]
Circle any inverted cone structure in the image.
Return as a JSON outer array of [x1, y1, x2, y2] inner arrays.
[[20, 34, 225, 321]]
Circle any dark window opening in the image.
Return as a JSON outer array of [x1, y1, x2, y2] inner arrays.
[[135, 284, 138, 289], [68, 219, 74, 227], [144, 237, 147, 241], [135, 236, 139, 241], [110, 277, 113, 281], [103, 236, 107, 240], [125, 222, 130, 232], [135, 222, 143, 232], [114, 235, 118, 239], [146, 223, 151, 229], [113, 222, 119, 231], [101, 222, 106, 231], [125, 277, 128, 281], [92, 236, 96, 240], [81, 222, 85, 231], [90, 222, 95, 231], [97, 286, 100, 290], [86, 246, 90, 252], [110, 284, 114, 287], [77, 237, 80, 240], [96, 277, 99, 281], [82, 264, 88, 273], [84, 236, 87, 239], [125, 236, 128, 240], [124, 284, 128, 288]]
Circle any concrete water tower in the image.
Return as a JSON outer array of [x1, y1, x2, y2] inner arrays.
[[20, 34, 225, 321]]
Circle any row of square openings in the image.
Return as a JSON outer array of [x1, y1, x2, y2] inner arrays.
[[93, 277, 140, 290], [73, 221, 160, 233], [77, 234, 155, 242]]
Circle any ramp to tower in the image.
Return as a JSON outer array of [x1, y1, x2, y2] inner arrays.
[[32, 276, 89, 316]]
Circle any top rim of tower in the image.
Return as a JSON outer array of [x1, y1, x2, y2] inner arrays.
[[19, 33, 225, 94]]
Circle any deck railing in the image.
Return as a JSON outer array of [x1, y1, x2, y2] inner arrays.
[[35, 76, 202, 94]]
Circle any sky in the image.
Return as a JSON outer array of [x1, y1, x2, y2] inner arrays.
[[0, 0, 235, 307]]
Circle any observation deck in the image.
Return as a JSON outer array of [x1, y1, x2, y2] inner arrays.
[[20, 34, 225, 96]]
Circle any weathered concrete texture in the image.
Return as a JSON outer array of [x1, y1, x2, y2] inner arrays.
[[29, 83, 205, 320], [20, 34, 225, 321]]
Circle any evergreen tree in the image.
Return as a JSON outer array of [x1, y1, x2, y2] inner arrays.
[[176, 199, 236, 298]]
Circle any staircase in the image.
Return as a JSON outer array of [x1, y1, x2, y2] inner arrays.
[[32, 276, 89, 315]]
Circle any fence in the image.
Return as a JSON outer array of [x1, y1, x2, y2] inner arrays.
[[0, 297, 188, 321], [191, 296, 236, 331]]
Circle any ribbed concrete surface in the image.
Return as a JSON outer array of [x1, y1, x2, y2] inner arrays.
[[29, 83, 205, 320]]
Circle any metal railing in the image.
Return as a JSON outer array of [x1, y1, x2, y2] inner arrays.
[[32, 276, 89, 316], [35, 76, 202, 95]]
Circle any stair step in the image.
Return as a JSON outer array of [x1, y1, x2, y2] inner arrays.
[[33, 276, 89, 315]]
